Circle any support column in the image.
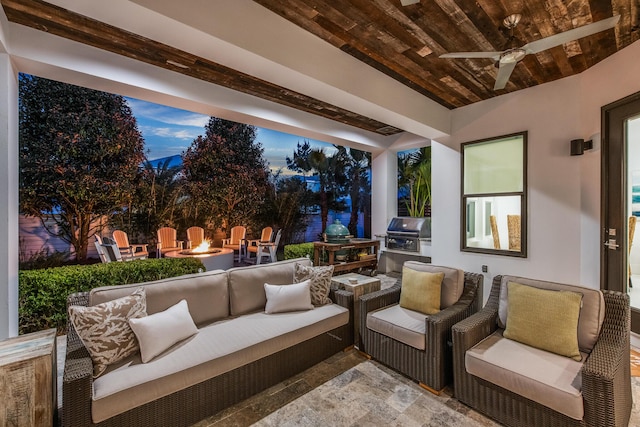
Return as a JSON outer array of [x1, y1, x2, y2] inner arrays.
[[0, 53, 19, 339], [371, 149, 397, 238]]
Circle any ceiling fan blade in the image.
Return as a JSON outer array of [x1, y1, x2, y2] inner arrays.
[[524, 15, 620, 54], [400, 0, 420, 5], [494, 61, 517, 90], [440, 51, 502, 59]]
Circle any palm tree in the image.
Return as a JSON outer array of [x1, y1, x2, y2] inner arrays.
[[397, 147, 431, 217], [339, 147, 370, 236], [287, 141, 347, 232]]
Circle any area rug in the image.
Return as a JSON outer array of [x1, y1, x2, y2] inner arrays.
[[251, 361, 499, 426], [252, 360, 640, 427]]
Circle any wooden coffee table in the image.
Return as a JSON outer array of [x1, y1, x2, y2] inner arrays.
[[331, 273, 381, 348]]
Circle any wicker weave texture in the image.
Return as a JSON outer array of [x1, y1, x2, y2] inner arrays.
[[359, 271, 483, 391], [452, 276, 632, 427], [63, 289, 353, 426]]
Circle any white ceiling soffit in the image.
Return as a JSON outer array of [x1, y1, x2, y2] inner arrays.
[[42, 0, 451, 140], [6, 21, 393, 154]]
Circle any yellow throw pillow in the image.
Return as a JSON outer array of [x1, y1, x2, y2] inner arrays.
[[399, 267, 444, 315], [503, 282, 582, 361]]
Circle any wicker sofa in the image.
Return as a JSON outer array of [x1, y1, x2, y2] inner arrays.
[[359, 261, 483, 392], [63, 258, 354, 427], [452, 275, 632, 427]]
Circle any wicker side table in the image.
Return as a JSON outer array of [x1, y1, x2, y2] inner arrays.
[[331, 273, 381, 348], [0, 329, 57, 427]]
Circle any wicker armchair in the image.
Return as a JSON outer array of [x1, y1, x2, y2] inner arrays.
[[359, 263, 483, 393], [452, 275, 632, 427]]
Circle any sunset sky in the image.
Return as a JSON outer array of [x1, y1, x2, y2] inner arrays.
[[125, 97, 337, 174]]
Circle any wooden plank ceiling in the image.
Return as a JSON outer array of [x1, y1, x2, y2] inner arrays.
[[255, 0, 640, 109], [2, 0, 639, 133]]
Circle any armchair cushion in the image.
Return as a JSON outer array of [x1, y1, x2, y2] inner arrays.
[[399, 267, 443, 315], [466, 330, 585, 420], [498, 275, 605, 354], [367, 304, 427, 350], [403, 261, 464, 308], [68, 288, 147, 377], [503, 282, 582, 361]]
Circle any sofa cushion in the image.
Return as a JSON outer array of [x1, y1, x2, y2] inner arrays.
[[91, 303, 348, 423], [466, 330, 585, 420], [367, 304, 427, 350], [89, 269, 229, 326], [129, 300, 198, 363], [498, 275, 605, 354], [403, 261, 464, 309], [264, 280, 314, 314], [69, 288, 147, 377], [293, 263, 334, 306], [228, 258, 312, 315], [399, 266, 443, 315], [503, 282, 582, 361]]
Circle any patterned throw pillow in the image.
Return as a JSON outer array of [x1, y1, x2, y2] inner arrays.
[[293, 263, 334, 306], [68, 288, 147, 377]]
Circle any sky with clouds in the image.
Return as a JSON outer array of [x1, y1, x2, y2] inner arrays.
[[125, 97, 337, 175]]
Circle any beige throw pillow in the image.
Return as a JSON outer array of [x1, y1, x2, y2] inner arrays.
[[293, 263, 334, 306], [68, 288, 147, 377], [264, 280, 314, 314], [503, 282, 582, 361], [399, 267, 444, 315], [129, 299, 198, 363]]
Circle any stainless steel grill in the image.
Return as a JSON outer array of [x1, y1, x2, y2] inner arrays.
[[385, 217, 431, 253]]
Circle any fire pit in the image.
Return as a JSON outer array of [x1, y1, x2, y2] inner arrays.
[[179, 248, 224, 256], [165, 241, 234, 271]]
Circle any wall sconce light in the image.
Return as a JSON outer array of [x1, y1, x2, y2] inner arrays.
[[570, 138, 593, 156]]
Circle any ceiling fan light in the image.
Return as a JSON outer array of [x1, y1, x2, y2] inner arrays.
[[503, 14, 522, 29]]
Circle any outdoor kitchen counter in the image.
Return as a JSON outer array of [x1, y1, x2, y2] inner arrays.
[[313, 239, 379, 275]]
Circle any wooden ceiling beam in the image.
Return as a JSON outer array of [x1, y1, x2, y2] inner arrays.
[[1, 0, 404, 135]]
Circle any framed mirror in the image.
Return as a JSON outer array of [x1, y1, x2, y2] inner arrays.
[[461, 132, 527, 257]]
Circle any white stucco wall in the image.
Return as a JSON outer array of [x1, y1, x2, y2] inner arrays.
[[429, 40, 640, 301], [0, 53, 19, 339]]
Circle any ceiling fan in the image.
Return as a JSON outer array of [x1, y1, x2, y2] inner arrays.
[[439, 14, 620, 90]]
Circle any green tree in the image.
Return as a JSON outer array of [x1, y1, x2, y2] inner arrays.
[[262, 172, 313, 245], [19, 74, 145, 261], [397, 146, 431, 217], [286, 141, 347, 233], [181, 118, 270, 233], [112, 158, 183, 244], [338, 147, 371, 237]]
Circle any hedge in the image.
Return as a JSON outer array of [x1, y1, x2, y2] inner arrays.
[[19, 257, 204, 335], [283, 242, 314, 260]]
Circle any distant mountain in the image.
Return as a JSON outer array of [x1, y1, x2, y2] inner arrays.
[[146, 154, 182, 169]]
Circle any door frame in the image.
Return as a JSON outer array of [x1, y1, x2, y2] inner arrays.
[[601, 90, 640, 333]]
